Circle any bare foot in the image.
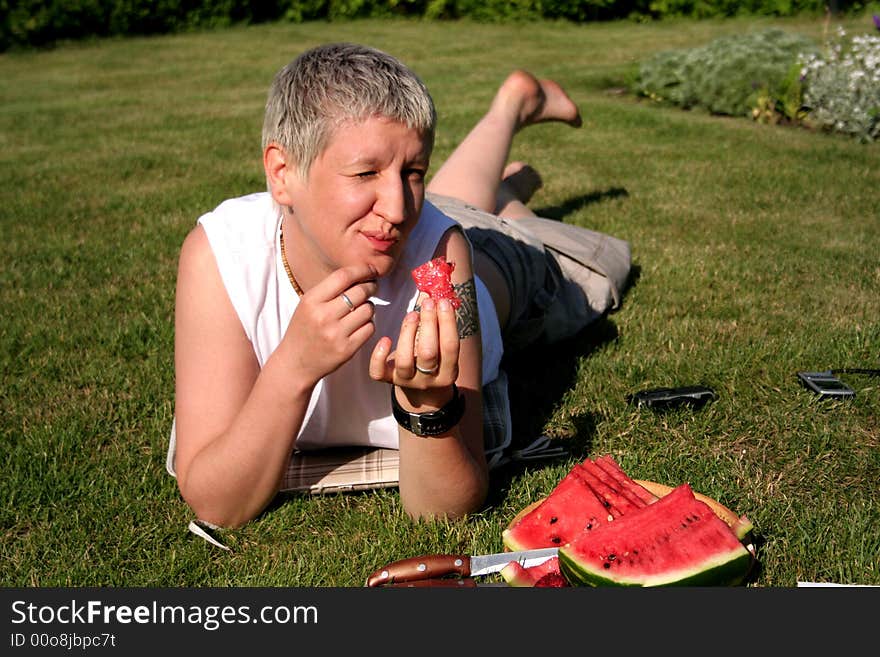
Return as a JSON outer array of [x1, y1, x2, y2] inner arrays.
[[501, 161, 543, 205], [492, 69, 582, 131]]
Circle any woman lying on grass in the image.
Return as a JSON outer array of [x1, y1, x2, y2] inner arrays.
[[171, 42, 628, 528]]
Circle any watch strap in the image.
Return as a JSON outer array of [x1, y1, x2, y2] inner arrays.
[[391, 384, 465, 437]]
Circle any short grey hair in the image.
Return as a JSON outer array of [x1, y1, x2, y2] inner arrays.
[[262, 42, 436, 178]]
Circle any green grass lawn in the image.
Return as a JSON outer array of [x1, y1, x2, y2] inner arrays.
[[1, 14, 878, 587]]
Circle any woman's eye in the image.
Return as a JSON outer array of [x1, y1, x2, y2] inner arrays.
[[357, 171, 377, 178]]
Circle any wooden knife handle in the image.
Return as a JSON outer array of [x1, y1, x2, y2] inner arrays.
[[365, 554, 471, 587]]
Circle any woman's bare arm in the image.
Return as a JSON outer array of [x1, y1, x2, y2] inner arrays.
[[173, 226, 313, 527], [370, 228, 488, 519]]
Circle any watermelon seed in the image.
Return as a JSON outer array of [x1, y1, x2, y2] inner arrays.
[[550, 517, 558, 524], [603, 562, 611, 569], [551, 536, 562, 544]]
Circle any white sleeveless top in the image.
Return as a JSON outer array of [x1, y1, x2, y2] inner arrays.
[[198, 192, 503, 450]]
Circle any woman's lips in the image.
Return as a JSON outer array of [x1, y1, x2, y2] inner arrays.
[[362, 233, 398, 252]]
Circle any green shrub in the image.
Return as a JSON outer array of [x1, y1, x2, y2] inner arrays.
[[641, 0, 829, 19], [0, 0, 869, 51], [799, 28, 880, 142], [633, 28, 818, 117]]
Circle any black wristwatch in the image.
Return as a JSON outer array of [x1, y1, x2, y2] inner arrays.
[[391, 384, 466, 437]]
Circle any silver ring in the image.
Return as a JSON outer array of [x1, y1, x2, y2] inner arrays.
[[415, 364, 439, 375], [340, 293, 355, 312]]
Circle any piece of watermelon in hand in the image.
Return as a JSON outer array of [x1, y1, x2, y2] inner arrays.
[[411, 257, 461, 309], [500, 557, 569, 587]]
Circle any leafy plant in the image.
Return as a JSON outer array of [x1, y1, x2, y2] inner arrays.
[[751, 60, 809, 124], [633, 28, 818, 117], [799, 27, 880, 142]]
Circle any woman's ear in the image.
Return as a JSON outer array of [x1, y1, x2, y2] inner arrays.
[[263, 143, 297, 207]]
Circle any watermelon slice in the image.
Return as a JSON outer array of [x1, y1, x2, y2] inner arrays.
[[592, 455, 659, 506], [558, 484, 753, 587], [500, 557, 566, 587], [411, 257, 461, 309], [576, 463, 642, 516], [502, 467, 612, 551]]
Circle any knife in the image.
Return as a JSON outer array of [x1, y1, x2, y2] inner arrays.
[[365, 547, 558, 587]]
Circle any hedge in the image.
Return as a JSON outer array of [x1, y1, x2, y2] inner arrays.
[[0, 0, 864, 51]]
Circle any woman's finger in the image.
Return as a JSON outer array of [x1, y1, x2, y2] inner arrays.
[[334, 279, 380, 319], [394, 311, 420, 378], [414, 298, 439, 373], [436, 298, 460, 377], [368, 337, 394, 382], [309, 263, 378, 303]]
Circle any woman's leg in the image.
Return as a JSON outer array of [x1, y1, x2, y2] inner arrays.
[[429, 70, 581, 333], [495, 161, 543, 219], [427, 70, 581, 214]]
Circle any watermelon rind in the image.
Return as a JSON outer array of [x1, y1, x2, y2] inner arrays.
[[500, 562, 536, 587], [558, 543, 752, 587], [732, 515, 755, 542]]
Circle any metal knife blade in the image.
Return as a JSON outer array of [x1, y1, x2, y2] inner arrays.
[[469, 546, 558, 577], [365, 547, 558, 587]]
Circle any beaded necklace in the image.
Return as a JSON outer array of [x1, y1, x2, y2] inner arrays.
[[279, 225, 304, 296]]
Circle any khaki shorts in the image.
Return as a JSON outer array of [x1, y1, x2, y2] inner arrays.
[[426, 193, 631, 352]]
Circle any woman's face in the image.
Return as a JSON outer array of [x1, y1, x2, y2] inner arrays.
[[283, 116, 432, 281]]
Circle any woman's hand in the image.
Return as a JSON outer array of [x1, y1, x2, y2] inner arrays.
[[368, 296, 461, 409], [281, 263, 379, 386]]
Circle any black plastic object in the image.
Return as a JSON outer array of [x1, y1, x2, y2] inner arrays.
[[627, 385, 716, 410]]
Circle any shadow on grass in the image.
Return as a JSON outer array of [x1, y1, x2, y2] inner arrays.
[[532, 187, 630, 222], [484, 315, 623, 510], [743, 530, 766, 586]]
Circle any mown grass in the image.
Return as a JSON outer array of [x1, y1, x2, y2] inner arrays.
[[1, 14, 878, 587]]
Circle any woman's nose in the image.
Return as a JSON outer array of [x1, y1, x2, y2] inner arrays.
[[374, 176, 410, 225]]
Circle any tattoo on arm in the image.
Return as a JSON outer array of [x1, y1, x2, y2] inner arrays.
[[453, 279, 479, 340]]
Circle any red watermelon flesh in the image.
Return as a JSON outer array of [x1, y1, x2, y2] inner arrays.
[[593, 455, 659, 506], [411, 257, 461, 309], [501, 467, 612, 551], [535, 572, 569, 587], [558, 484, 753, 587], [500, 557, 563, 587], [578, 461, 644, 514]]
